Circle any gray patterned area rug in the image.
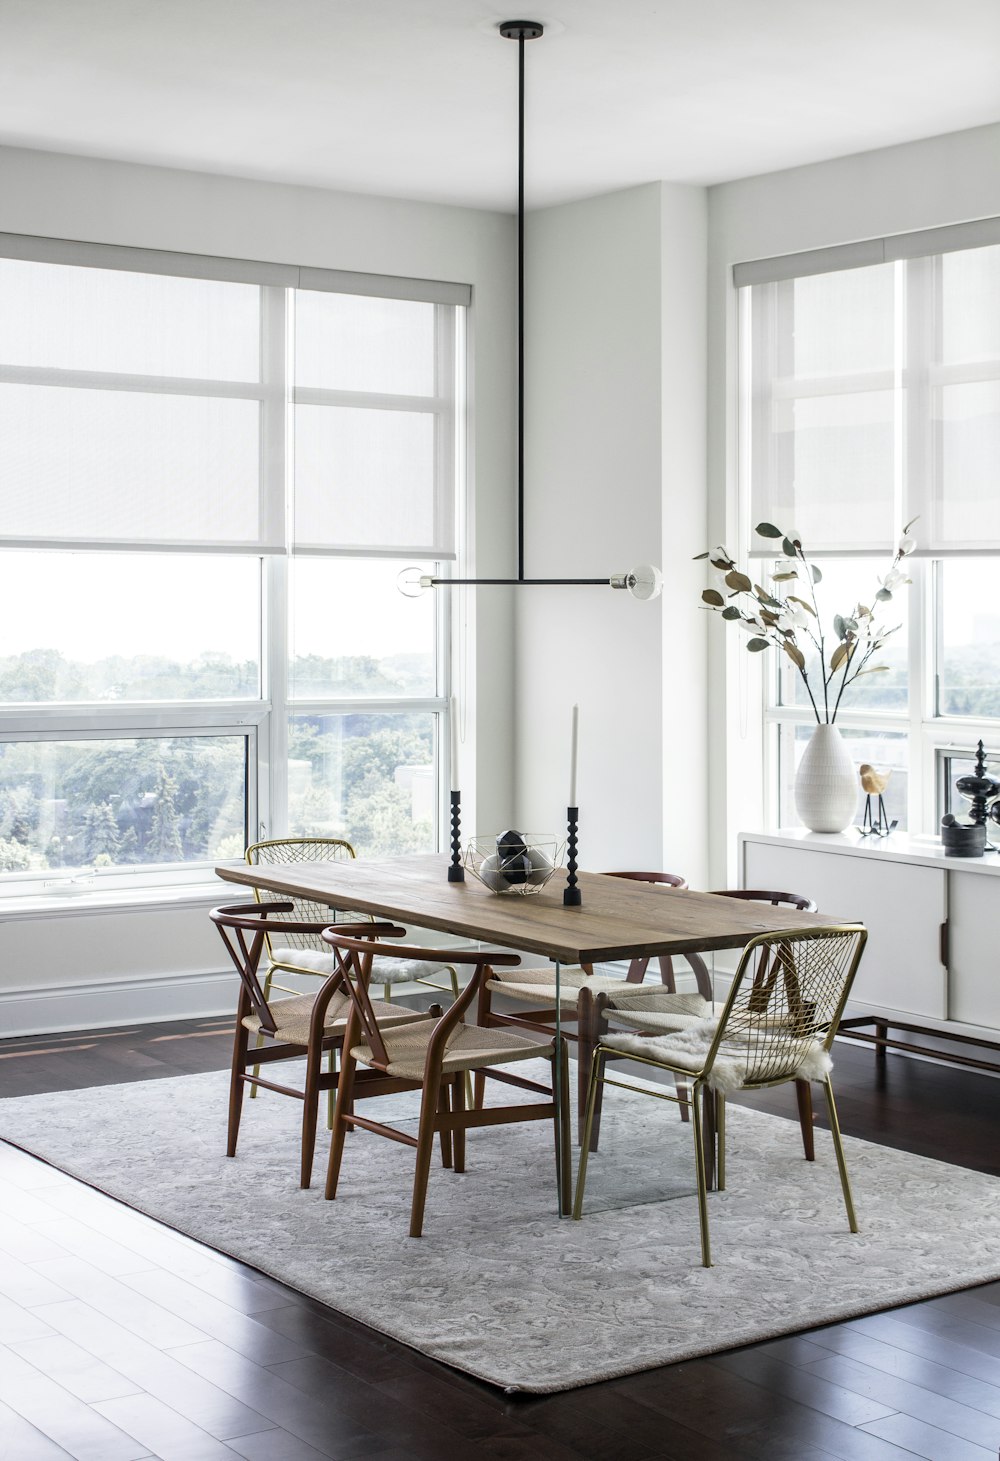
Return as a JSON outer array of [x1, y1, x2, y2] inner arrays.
[[2, 1068, 999, 1393]]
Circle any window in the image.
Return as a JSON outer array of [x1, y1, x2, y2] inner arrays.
[[738, 223, 1000, 833], [0, 237, 467, 892]]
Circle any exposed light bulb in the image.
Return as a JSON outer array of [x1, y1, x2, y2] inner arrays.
[[396, 566, 433, 598], [610, 564, 663, 600]]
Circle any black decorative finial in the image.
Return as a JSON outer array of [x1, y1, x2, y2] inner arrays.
[[955, 741, 999, 835]]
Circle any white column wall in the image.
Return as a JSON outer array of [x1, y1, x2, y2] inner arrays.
[[0, 145, 515, 1034], [707, 121, 1000, 885], [514, 182, 708, 882]]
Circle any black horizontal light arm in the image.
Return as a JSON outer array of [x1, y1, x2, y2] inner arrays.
[[425, 576, 615, 587]]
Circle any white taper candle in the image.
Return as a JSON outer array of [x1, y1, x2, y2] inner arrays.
[[449, 696, 460, 792], [569, 703, 579, 807]]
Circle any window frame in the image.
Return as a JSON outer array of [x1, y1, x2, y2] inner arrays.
[[738, 234, 1000, 838], [0, 235, 466, 897]]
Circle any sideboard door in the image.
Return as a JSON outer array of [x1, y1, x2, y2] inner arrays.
[[948, 873, 1000, 1031], [742, 840, 947, 1019]]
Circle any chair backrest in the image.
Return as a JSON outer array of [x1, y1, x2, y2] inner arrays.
[[322, 928, 520, 1070], [211, 901, 403, 1035], [709, 888, 817, 912], [604, 870, 687, 889], [246, 837, 357, 954], [707, 925, 867, 1088]]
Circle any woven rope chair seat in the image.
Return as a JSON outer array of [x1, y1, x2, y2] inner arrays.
[[605, 988, 711, 1017], [603, 1017, 832, 1093], [486, 967, 648, 1009], [270, 946, 453, 986], [242, 992, 430, 1047], [351, 1021, 552, 1081], [602, 993, 710, 1040]]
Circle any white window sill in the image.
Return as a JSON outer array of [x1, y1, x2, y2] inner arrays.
[[0, 873, 237, 920]]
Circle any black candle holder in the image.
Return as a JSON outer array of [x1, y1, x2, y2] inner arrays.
[[563, 805, 581, 905], [447, 790, 465, 881]]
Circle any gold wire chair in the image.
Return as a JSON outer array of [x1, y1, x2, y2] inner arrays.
[[245, 838, 465, 1111], [573, 924, 868, 1267]]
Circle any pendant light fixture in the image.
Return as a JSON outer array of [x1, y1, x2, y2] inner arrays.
[[400, 19, 663, 602]]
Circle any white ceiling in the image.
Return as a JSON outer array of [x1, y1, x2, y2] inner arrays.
[[3, 0, 1000, 212]]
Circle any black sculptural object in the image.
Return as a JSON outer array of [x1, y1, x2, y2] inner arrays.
[[956, 741, 999, 851]]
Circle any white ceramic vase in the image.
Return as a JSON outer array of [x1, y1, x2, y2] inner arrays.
[[794, 724, 858, 833]]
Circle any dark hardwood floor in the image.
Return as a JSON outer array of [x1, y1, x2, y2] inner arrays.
[[1, 1015, 998, 1461]]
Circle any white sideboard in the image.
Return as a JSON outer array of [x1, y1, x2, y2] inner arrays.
[[738, 830, 1000, 1035]]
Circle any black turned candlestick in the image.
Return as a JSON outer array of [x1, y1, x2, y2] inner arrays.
[[447, 790, 465, 881], [563, 806, 581, 905]]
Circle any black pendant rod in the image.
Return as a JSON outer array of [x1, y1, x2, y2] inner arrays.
[[516, 26, 526, 582], [412, 23, 657, 596], [500, 20, 543, 583]]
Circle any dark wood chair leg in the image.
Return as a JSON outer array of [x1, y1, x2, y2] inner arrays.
[[300, 1042, 321, 1189], [325, 1050, 357, 1200], [438, 1081, 453, 1169], [452, 1073, 466, 1173], [473, 979, 493, 1110], [676, 1077, 692, 1123], [227, 1015, 250, 1159], [795, 1078, 816, 1160], [409, 1082, 440, 1238]]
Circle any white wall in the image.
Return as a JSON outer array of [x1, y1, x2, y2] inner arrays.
[[706, 120, 1000, 884], [515, 182, 708, 881], [0, 145, 516, 1034]]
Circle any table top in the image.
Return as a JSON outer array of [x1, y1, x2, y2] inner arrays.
[[215, 854, 843, 964]]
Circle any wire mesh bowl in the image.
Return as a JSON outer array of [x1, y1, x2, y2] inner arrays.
[[465, 834, 563, 896]]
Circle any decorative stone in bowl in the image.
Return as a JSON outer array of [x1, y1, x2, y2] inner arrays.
[[465, 832, 562, 895]]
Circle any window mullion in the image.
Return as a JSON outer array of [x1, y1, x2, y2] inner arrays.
[[260, 285, 289, 839]]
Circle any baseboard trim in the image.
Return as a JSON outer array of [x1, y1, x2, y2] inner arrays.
[[0, 968, 239, 1038]]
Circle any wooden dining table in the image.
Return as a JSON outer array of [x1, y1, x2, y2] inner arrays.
[[215, 853, 845, 1211]]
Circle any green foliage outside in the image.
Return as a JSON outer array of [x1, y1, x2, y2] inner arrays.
[[0, 648, 436, 877]]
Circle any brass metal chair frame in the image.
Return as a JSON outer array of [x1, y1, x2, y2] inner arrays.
[[582, 888, 819, 1156], [322, 929, 573, 1237], [573, 924, 868, 1267], [211, 901, 418, 1190]]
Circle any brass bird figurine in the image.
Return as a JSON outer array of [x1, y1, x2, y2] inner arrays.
[[860, 764, 891, 795]]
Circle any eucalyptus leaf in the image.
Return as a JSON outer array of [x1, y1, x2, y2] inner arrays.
[[787, 595, 816, 616], [721, 605, 741, 620], [857, 665, 889, 674], [810, 564, 823, 584], [746, 637, 770, 652], [875, 587, 892, 602], [702, 588, 725, 607], [782, 537, 798, 558], [830, 642, 850, 672], [771, 571, 798, 581], [833, 614, 846, 640], [783, 641, 805, 670], [692, 551, 709, 560], [725, 569, 753, 593], [710, 557, 731, 570], [755, 522, 783, 538]]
